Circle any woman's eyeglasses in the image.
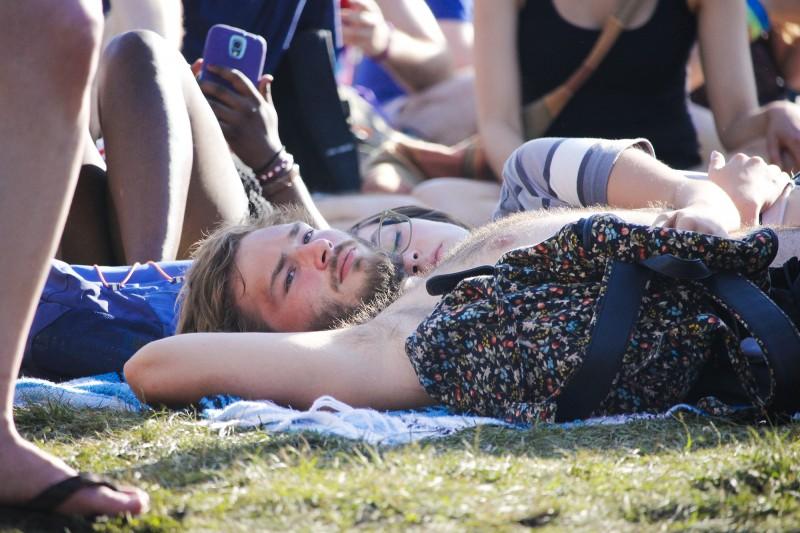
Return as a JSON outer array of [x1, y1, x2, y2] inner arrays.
[[371, 210, 413, 255]]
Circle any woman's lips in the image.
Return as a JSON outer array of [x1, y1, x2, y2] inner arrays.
[[339, 247, 355, 283], [433, 243, 444, 266]]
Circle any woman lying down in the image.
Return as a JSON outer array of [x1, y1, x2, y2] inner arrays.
[[123, 138, 800, 423]]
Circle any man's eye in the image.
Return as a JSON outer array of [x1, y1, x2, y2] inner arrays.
[[285, 267, 296, 292], [302, 229, 314, 244]]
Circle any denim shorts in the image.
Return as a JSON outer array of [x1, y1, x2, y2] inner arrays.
[[22, 260, 190, 381]]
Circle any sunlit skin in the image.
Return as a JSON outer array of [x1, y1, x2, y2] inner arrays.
[[233, 222, 394, 332], [353, 218, 470, 275]]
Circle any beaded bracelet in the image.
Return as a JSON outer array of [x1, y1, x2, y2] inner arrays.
[[256, 151, 294, 182], [261, 164, 299, 198], [253, 146, 285, 176]]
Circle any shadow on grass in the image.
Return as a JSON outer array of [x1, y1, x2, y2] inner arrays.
[[129, 430, 372, 490], [14, 402, 147, 443], [0, 508, 96, 532], [126, 416, 800, 490], [427, 414, 800, 459]]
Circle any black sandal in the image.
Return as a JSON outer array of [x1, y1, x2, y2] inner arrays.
[[20, 473, 119, 513]]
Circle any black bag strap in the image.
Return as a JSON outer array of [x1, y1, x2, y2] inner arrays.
[[555, 254, 714, 422], [703, 272, 800, 413], [554, 260, 652, 422], [426, 265, 496, 296]]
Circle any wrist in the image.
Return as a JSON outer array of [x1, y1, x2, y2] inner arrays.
[[369, 22, 394, 62], [255, 149, 294, 183], [253, 146, 286, 176]]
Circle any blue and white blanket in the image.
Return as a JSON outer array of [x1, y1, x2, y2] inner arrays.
[[14, 373, 705, 445]]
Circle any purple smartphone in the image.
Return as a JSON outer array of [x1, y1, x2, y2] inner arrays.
[[200, 24, 267, 87]]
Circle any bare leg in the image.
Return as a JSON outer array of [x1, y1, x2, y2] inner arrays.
[[0, 1, 146, 515], [60, 132, 118, 264], [97, 30, 248, 263]]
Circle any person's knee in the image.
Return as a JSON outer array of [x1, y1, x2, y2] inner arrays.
[[46, 1, 103, 72], [101, 30, 168, 73]]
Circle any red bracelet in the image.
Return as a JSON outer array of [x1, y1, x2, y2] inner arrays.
[[370, 22, 394, 62]]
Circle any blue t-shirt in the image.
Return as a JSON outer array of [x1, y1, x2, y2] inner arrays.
[[352, 0, 472, 106], [181, 0, 339, 74]]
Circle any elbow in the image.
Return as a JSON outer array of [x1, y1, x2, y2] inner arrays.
[[124, 340, 165, 403]]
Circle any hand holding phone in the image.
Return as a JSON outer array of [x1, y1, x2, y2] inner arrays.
[[199, 24, 266, 87]]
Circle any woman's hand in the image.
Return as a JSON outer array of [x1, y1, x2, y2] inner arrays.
[[653, 205, 731, 237], [707, 150, 792, 226], [765, 100, 800, 170], [192, 58, 283, 171], [340, 0, 392, 58]]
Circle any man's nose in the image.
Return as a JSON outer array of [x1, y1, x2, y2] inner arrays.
[[296, 238, 334, 270]]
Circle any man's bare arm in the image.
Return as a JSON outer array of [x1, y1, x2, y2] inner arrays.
[[124, 325, 432, 410]]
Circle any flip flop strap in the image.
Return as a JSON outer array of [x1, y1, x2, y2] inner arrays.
[[23, 473, 118, 512]]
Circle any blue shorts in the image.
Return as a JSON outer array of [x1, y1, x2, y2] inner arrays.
[[22, 260, 189, 381]]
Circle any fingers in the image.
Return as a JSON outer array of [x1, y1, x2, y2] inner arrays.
[[197, 78, 244, 110], [257, 74, 274, 101], [205, 64, 258, 97], [652, 211, 677, 229], [708, 150, 726, 173], [206, 97, 240, 126], [191, 58, 203, 78], [654, 209, 729, 237]]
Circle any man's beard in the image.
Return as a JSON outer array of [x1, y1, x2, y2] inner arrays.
[[307, 239, 405, 330]]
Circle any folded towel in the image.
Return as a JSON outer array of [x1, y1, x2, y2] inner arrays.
[[201, 396, 708, 445], [202, 395, 511, 445], [11, 374, 722, 446], [14, 372, 143, 412]]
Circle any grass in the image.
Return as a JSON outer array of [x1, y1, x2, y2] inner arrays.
[[3, 405, 800, 532]]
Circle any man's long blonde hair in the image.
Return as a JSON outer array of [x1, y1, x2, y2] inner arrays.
[[176, 205, 314, 334]]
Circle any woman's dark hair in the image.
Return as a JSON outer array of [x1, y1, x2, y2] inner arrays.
[[348, 205, 472, 235]]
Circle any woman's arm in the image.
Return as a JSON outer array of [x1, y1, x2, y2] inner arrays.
[[474, 0, 524, 179], [696, 0, 761, 149], [498, 138, 741, 234], [438, 18, 473, 71], [698, 0, 800, 166], [607, 147, 741, 233], [193, 64, 329, 229], [124, 326, 433, 410], [344, 0, 453, 93]]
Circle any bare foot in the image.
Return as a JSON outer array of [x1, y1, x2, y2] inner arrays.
[[0, 429, 148, 516]]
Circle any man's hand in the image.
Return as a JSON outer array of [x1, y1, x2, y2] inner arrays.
[[707, 150, 792, 226], [341, 0, 392, 58], [192, 58, 282, 171], [765, 100, 800, 170]]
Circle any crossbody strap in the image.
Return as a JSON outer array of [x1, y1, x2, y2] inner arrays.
[[523, 0, 642, 137]]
